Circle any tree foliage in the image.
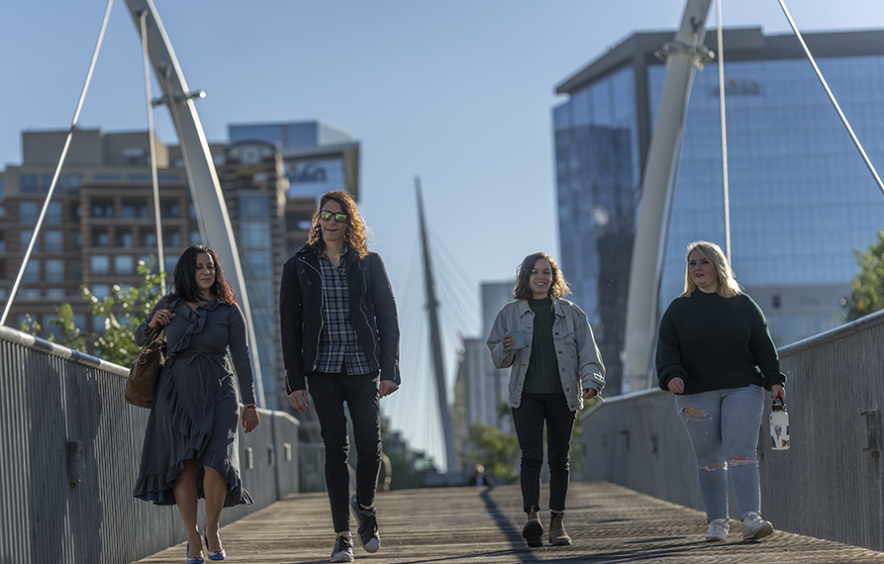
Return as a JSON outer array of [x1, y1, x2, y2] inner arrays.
[[468, 421, 520, 484], [844, 230, 884, 321], [20, 260, 166, 366]]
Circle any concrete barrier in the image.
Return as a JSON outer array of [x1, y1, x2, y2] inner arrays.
[[0, 325, 300, 564], [581, 309, 884, 551]]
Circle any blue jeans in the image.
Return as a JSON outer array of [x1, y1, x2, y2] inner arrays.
[[675, 385, 764, 521]]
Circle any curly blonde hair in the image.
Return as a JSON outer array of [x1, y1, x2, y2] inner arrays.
[[681, 240, 742, 298], [513, 252, 571, 300], [306, 191, 369, 259]]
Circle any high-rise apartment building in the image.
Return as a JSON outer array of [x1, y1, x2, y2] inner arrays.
[[553, 28, 884, 393], [0, 121, 360, 414]]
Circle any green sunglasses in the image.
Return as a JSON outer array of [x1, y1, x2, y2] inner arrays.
[[319, 210, 349, 222]]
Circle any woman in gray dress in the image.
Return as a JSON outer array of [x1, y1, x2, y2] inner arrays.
[[134, 245, 260, 564]]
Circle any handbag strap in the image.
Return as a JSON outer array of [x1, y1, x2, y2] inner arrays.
[[140, 297, 168, 352]]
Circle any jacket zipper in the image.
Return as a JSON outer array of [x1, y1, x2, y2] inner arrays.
[[299, 255, 324, 373], [356, 259, 380, 368]]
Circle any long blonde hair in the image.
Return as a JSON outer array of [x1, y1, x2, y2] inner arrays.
[[680, 241, 742, 298]]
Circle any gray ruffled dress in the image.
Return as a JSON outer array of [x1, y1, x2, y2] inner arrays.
[[133, 296, 256, 507]]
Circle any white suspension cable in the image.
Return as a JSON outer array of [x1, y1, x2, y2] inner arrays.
[[716, 0, 731, 262], [777, 0, 884, 198], [140, 11, 165, 288], [1, 0, 115, 326]]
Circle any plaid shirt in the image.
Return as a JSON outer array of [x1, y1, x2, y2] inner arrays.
[[315, 249, 373, 375]]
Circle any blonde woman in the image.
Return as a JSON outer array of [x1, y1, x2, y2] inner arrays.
[[656, 241, 786, 542], [487, 252, 605, 548]]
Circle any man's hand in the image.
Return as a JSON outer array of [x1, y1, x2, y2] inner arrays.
[[379, 380, 399, 398], [289, 390, 309, 413]]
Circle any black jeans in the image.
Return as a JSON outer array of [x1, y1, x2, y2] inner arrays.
[[512, 392, 576, 513], [307, 369, 382, 533]]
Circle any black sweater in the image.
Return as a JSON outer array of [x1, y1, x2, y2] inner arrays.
[[656, 290, 786, 395]]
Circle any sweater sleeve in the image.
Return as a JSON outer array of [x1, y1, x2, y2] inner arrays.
[[656, 300, 687, 391], [741, 295, 787, 390], [228, 303, 257, 405]]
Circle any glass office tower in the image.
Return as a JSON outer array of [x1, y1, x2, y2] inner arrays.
[[554, 28, 884, 393]]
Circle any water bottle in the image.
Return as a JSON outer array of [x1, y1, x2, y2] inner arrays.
[[769, 400, 790, 450]]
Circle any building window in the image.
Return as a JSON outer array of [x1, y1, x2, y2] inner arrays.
[[70, 260, 81, 279], [240, 195, 270, 219], [141, 231, 157, 248], [94, 174, 120, 183], [161, 201, 180, 219], [73, 233, 82, 252], [92, 228, 109, 247], [21, 288, 41, 299], [239, 222, 271, 248], [20, 201, 38, 223], [163, 229, 181, 247], [190, 230, 202, 245], [65, 174, 83, 193], [164, 255, 178, 274], [0, 233, 4, 252], [93, 314, 107, 333], [20, 230, 33, 250], [114, 255, 134, 275], [46, 201, 63, 224], [188, 203, 197, 220], [70, 203, 81, 221], [92, 200, 114, 218], [122, 200, 149, 219], [46, 259, 64, 282], [46, 288, 65, 298], [117, 229, 133, 248], [91, 284, 111, 299], [23, 260, 40, 282], [45, 230, 64, 252], [90, 255, 110, 275], [242, 251, 273, 277], [0, 177, 5, 198], [20, 174, 37, 194], [41, 175, 54, 193]]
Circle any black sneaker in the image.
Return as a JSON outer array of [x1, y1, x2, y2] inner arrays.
[[330, 534, 354, 563], [349, 494, 380, 553]]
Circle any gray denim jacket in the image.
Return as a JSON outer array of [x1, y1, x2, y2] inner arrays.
[[487, 296, 605, 411]]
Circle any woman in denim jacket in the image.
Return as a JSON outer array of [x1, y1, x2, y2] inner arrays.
[[487, 252, 605, 548]]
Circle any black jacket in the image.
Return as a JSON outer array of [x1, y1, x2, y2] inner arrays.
[[279, 244, 400, 392]]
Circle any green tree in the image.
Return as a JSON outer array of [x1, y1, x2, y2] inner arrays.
[[468, 421, 520, 484], [844, 230, 884, 321], [30, 260, 166, 365]]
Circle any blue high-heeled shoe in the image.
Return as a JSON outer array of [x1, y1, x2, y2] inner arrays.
[[203, 526, 227, 561], [186, 543, 205, 564]]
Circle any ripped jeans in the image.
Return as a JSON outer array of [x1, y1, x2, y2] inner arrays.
[[675, 385, 764, 522]]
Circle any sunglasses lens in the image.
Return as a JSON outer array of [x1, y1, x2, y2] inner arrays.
[[335, 214, 348, 222]]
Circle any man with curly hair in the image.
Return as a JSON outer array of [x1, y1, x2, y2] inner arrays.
[[279, 191, 401, 562]]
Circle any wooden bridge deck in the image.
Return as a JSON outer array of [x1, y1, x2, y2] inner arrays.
[[134, 481, 884, 563]]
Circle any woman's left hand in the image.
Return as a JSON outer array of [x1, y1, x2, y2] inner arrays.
[[242, 406, 260, 433], [582, 388, 598, 400], [771, 384, 785, 403]]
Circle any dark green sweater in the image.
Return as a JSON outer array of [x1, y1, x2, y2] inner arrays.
[[656, 290, 786, 394], [523, 297, 563, 394]]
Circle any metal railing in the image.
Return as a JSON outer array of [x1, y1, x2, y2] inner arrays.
[[0, 325, 300, 564], [580, 309, 884, 551]]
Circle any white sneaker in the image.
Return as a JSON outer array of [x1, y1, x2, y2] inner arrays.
[[706, 518, 729, 541], [742, 512, 773, 540]]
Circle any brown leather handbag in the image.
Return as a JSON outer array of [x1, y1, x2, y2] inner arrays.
[[125, 314, 167, 409]]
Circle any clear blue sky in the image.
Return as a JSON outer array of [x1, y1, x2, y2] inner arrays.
[[2, 0, 882, 470]]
